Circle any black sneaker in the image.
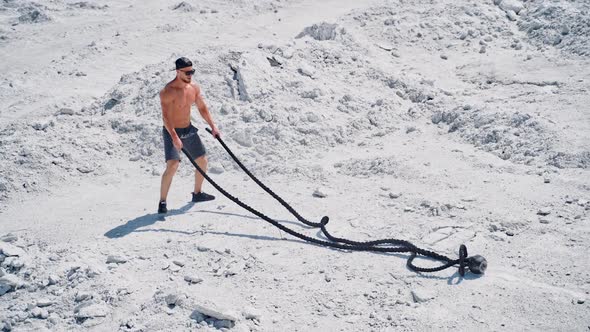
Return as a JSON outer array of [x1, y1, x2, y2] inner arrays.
[[158, 201, 168, 214], [192, 192, 215, 203]]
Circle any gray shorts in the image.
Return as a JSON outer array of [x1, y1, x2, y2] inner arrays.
[[163, 124, 206, 161]]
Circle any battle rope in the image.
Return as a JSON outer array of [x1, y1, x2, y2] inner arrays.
[[180, 130, 487, 276]]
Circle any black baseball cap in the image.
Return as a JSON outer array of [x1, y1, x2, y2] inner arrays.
[[175, 57, 192, 70]]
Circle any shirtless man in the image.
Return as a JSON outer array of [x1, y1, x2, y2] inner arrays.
[[158, 57, 221, 214]]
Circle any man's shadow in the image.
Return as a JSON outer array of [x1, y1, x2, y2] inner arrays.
[[104, 202, 195, 238]]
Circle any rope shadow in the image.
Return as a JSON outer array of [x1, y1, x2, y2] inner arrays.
[[104, 202, 195, 238], [194, 209, 316, 229]]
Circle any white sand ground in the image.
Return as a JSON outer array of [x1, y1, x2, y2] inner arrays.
[[1, 0, 589, 331]]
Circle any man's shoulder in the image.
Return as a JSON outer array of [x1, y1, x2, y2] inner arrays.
[[190, 82, 201, 94], [160, 82, 176, 97]]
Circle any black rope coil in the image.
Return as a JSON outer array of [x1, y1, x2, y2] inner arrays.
[[180, 128, 487, 277]]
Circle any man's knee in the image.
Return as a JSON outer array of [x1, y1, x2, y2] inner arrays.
[[165, 160, 180, 173], [196, 155, 207, 164]]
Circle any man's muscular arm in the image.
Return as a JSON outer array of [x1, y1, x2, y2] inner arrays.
[[194, 84, 220, 137], [160, 89, 183, 150]]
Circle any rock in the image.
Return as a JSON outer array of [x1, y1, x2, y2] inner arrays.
[[312, 189, 327, 198], [232, 131, 253, 147], [389, 192, 401, 199], [539, 219, 551, 224], [506, 10, 518, 21], [184, 275, 203, 284], [295, 22, 339, 41], [403, 207, 414, 212], [192, 303, 238, 322], [537, 207, 551, 216], [544, 178, 550, 183], [0, 243, 26, 257], [440, 54, 448, 60], [74, 303, 109, 319], [75, 291, 93, 302], [76, 165, 94, 174], [165, 292, 184, 307], [0, 233, 18, 243], [56, 108, 75, 116], [411, 289, 435, 303], [0, 274, 24, 295], [2, 256, 25, 270], [48, 275, 59, 286], [576, 298, 585, 304], [172, 1, 194, 12], [209, 166, 224, 174], [498, 0, 524, 14], [36, 299, 54, 307], [242, 307, 262, 321], [173, 260, 185, 267], [297, 64, 316, 78], [106, 255, 128, 264], [31, 308, 49, 319]]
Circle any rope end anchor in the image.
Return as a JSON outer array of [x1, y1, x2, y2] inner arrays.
[[458, 245, 487, 276]]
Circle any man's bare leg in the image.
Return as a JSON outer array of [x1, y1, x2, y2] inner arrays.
[[160, 160, 180, 202], [193, 155, 208, 193]]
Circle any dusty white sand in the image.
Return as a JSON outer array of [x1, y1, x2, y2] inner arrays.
[[1, 0, 589, 331]]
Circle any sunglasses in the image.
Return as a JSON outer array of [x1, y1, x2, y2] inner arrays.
[[180, 69, 196, 76]]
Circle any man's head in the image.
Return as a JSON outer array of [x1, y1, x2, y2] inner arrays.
[[175, 57, 195, 83]]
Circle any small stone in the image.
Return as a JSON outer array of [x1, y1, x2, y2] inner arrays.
[[197, 246, 209, 252], [297, 64, 315, 78], [537, 207, 551, 216], [173, 260, 185, 267], [544, 178, 550, 183], [31, 307, 49, 319], [389, 192, 401, 199], [565, 197, 574, 204], [192, 303, 238, 322], [242, 307, 262, 321], [184, 275, 203, 284], [0, 274, 23, 295], [0, 233, 18, 243], [578, 200, 588, 206], [576, 298, 585, 304], [0, 243, 27, 257], [165, 292, 183, 307], [106, 255, 128, 264], [505, 231, 514, 236], [440, 54, 448, 60], [403, 207, 414, 212], [479, 46, 486, 54], [74, 303, 109, 319], [36, 299, 54, 307], [75, 291, 93, 302], [48, 275, 59, 285], [411, 289, 434, 303], [312, 189, 327, 198], [539, 219, 551, 224], [56, 108, 75, 116], [76, 165, 94, 174], [506, 10, 518, 21]]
